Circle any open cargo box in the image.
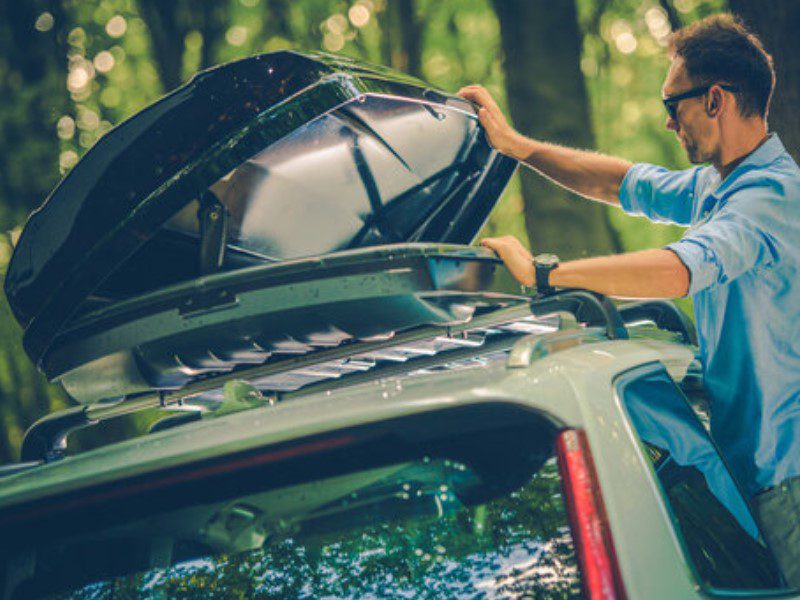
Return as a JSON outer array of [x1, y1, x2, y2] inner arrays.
[[4, 51, 520, 404]]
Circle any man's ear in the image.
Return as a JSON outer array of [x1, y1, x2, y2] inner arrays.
[[707, 85, 723, 117]]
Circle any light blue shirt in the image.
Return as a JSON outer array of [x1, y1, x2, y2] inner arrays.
[[619, 134, 800, 498]]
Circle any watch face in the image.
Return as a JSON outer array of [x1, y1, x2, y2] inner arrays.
[[535, 253, 559, 267]]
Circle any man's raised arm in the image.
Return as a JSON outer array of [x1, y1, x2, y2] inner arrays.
[[458, 85, 632, 206]]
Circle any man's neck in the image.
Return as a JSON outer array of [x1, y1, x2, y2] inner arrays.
[[713, 120, 770, 180]]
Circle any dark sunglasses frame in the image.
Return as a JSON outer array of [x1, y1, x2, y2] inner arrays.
[[662, 84, 739, 121]]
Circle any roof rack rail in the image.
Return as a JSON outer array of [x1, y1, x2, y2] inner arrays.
[[17, 290, 691, 463]]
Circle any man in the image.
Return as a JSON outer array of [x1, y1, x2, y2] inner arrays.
[[460, 14, 800, 584]]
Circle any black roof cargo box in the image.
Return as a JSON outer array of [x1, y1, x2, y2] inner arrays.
[[4, 51, 518, 403]]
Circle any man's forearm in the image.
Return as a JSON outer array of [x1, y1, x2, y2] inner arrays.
[[548, 249, 690, 299], [507, 134, 632, 206]]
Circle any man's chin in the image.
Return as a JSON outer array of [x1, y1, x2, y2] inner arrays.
[[687, 153, 703, 164], [684, 146, 707, 164]]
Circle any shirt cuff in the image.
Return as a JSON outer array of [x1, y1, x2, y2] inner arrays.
[[618, 163, 647, 215], [666, 238, 722, 296]]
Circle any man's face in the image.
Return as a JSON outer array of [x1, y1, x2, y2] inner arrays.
[[662, 58, 718, 164]]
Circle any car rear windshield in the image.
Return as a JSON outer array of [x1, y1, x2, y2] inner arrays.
[[1, 404, 581, 599]]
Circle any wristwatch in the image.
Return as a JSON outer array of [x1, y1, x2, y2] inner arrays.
[[533, 253, 559, 295]]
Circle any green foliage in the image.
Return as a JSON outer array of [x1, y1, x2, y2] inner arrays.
[[0, 235, 70, 461]]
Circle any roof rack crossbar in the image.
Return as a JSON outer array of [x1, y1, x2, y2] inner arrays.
[[618, 300, 697, 346], [530, 289, 628, 340]]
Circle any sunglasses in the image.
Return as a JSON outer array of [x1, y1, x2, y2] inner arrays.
[[662, 84, 739, 121]]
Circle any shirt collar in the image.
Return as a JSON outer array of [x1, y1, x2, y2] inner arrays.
[[736, 133, 786, 169], [713, 133, 786, 193]]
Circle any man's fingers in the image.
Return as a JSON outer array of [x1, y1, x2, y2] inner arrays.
[[480, 237, 508, 256], [457, 84, 483, 98], [477, 109, 506, 152], [457, 85, 502, 115], [457, 88, 484, 111], [456, 87, 477, 102], [481, 236, 531, 260], [480, 236, 535, 286], [482, 235, 517, 247], [479, 237, 499, 252]]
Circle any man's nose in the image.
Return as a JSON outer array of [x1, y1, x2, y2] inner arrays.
[[666, 115, 679, 132]]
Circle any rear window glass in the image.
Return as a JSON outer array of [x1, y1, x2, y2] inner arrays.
[[619, 367, 785, 591], [3, 406, 581, 599]]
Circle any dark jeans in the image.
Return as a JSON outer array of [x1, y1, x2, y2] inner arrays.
[[754, 476, 800, 588]]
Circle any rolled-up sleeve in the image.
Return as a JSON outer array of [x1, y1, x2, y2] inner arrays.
[[666, 187, 781, 296], [619, 163, 698, 226]]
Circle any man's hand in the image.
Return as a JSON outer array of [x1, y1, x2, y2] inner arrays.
[[459, 84, 631, 205], [457, 85, 526, 159], [480, 236, 535, 287]]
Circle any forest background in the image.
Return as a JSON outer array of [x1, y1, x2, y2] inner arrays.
[[0, 0, 797, 464]]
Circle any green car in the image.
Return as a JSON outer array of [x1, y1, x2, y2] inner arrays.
[[0, 52, 793, 599]]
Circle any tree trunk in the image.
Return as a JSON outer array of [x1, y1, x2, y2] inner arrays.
[[492, 0, 621, 259], [728, 0, 800, 163], [658, 0, 683, 32], [265, 0, 292, 40], [137, 0, 230, 92], [381, 0, 422, 79], [198, 1, 228, 70], [137, 0, 185, 92]]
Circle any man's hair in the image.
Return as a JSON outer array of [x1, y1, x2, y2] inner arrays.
[[669, 14, 775, 118]]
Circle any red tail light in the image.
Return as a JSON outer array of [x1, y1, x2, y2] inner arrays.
[[556, 428, 626, 600]]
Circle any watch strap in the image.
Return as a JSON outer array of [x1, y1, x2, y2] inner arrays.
[[534, 254, 559, 295]]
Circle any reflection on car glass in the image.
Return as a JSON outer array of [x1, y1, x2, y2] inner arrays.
[[625, 372, 758, 538], [644, 440, 667, 469], [27, 458, 579, 599], [623, 369, 783, 590]]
